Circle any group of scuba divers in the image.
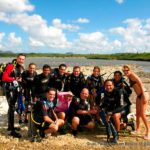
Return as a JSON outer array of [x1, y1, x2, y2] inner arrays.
[[1, 53, 150, 143]]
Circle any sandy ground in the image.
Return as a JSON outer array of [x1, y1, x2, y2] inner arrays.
[[0, 64, 150, 150]]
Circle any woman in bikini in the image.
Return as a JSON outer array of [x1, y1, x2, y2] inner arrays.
[[122, 65, 150, 139]]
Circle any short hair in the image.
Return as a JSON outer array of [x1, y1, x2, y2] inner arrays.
[[45, 87, 57, 93], [73, 66, 80, 70], [29, 63, 36, 67], [17, 53, 26, 58], [93, 66, 100, 72], [45, 87, 57, 100], [81, 88, 89, 94], [43, 64, 51, 70], [114, 71, 122, 76], [104, 79, 114, 86], [59, 64, 67, 69]]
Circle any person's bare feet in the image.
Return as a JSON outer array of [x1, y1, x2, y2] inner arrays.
[[131, 130, 141, 135], [144, 134, 150, 140]]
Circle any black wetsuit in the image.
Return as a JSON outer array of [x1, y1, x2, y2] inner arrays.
[[101, 89, 124, 114], [33, 98, 56, 130], [34, 73, 52, 98], [22, 70, 37, 103], [2, 62, 25, 131], [51, 69, 68, 91], [70, 97, 92, 125], [113, 78, 132, 116], [64, 73, 85, 97], [86, 75, 104, 106]]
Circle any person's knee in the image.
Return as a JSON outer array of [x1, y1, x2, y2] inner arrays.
[[72, 117, 80, 125], [58, 112, 66, 120], [140, 112, 147, 119], [86, 121, 95, 129], [58, 119, 65, 127], [50, 124, 58, 133]]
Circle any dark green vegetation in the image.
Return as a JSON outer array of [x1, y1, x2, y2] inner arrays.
[[0, 51, 150, 61], [86, 53, 150, 61]]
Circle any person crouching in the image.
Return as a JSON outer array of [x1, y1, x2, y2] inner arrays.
[[70, 88, 97, 137], [32, 87, 64, 138]]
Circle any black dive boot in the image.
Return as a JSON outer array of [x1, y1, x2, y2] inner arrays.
[[109, 122, 118, 143]]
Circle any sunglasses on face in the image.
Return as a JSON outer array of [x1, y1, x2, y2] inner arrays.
[[123, 69, 129, 72]]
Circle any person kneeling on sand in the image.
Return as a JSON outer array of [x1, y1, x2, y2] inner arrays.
[[32, 87, 64, 138], [70, 88, 97, 137]]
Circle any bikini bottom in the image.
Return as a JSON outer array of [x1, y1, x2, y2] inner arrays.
[[137, 90, 148, 99]]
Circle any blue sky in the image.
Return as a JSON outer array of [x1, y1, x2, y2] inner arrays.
[[0, 0, 150, 54]]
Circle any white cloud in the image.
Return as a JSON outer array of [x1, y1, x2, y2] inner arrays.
[[71, 18, 150, 54], [0, 1, 150, 54], [0, 12, 72, 50], [115, 0, 124, 4], [0, 32, 22, 52], [0, 12, 9, 22], [72, 32, 118, 53], [9, 13, 47, 31], [52, 18, 80, 31], [109, 18, 150, 53], [8, 32, 22, 45], [75, 18, 90, 24], [29, 37, 45, 47], [0, 0, 34, 13], [79, 32, 106, 42], [0, 32, 5, 42]]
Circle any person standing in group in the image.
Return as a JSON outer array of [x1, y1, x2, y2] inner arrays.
[[22, 63, 37, 123], [2, 53, 26, 138], [86, 66, 104, 108], [34, 64, 52, 99], [122, 65, 150, 140], [64, 66, 85, 98], [51, 64, 68, 91]]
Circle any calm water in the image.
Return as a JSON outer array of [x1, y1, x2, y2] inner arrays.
[[0, 57, 150, 72]]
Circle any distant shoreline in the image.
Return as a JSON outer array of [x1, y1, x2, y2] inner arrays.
[[0, 52, 150, 61]]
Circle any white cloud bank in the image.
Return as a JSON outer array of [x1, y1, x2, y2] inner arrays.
[[0, 32, 22, 52], [0, 0, 72, 51], [110, 18, 150, 53], [0, 0, 150, 54], [0, 0, 34, 13]]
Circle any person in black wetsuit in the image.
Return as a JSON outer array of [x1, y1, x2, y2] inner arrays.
[[51, 64, 68, 91], [100, 79, 128, 142], [112, 71, 132, 127], [34, 64, 52, 99], [64, 66, 85, 98], [86, 66, 104, 108], [69, 88, 97, 137], [2, 53, 26, 138], [32, 87, 64, 138], [22, 63, 37, 123]]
